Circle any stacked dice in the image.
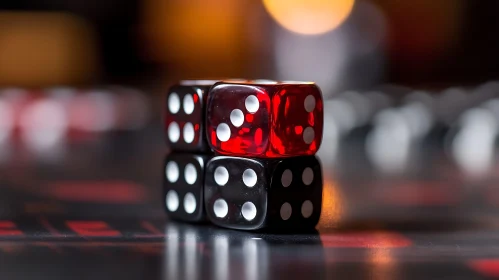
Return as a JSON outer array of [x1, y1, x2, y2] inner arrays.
[[164, 79, 324, 231], [163, 80, 214, 222]]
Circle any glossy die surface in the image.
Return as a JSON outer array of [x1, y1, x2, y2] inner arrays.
[[164, 153, 209, 222], [164, 80, 216, 152], [204, 155, 323, 230], [206, 80, 324, 158]]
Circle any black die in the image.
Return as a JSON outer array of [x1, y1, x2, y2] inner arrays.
[[163, 153, 210, 222], [164, 80, 216, 152], [204, 156, 322, 230]]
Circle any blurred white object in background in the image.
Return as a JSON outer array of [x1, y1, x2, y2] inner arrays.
[[366, 108, 412, 173], [273, 0, 387, 97], [317, 107, 341, 164], [274, 26, 348, 98], [46, 87, 77, 103], [318, 89, 393, 165], [0, 98, 14, 145], [19, 97, 68, 151], [336, 91, 371, 126], [469, 81, 499, 108], [79, 90, 117, 132], [364, 91, 392, 115], [436, 87, 469, 126], [450, 107, 498, 177], [365, 90, 435, 174], [317, 91, 365, 164], [400, 91, 435, 140], [110, 86, 151, 130]]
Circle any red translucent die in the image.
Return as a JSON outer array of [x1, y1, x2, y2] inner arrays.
[[206, 80, 323, 157]]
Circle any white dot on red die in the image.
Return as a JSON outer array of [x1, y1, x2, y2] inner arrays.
[[280, 202, 292, 220], [213, 198, 228, 218], [242, 168, 257, 187], [183, 94, 194, 115], [245, 95, 259, 113], [168, 93, 180, 114], [184, 163, 197, 184], [183, 192, 197, 214], [216, 123, 231, 142], [166, 190, 179, 212], [281, 169, 293, 187], [165, 161, 179, 183], [303, 127, 315, 144], [241, 201, 257, 221], [301, 200, 313, 218], [302, 167, 314, 185], [168, 122, 180, 143], [304, 95, 316, 112], [183, 122, 195, 143], [230, 109, 244, 127]]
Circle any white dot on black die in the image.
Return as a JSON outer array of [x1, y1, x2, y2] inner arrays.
[[214, 166, 229, 186], [183, 94, 194, 115], [183, 122, 195, 143], [168, 122, 180, 143], [301, 200, 313, 218], [216, 123, 231, 142], [168, 93, 180, 114], [302, 167, 314, 185], [304, 95, 316, 112], [242, 168, 257, 187], [281, 169, 293, 187], [166, 190, 179, 212], [166, 161, 179, 183], [241, 201, 257, 221], [303, 127, 315, 144], [280, 202, 292, 220], [245, 95, 259, 113], [230, 109, 244, 127], [184, 163, 197, 185], [213, 198, 228, 218], [183, 192, 197, 214]]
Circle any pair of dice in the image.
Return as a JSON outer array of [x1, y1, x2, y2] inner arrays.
[[163, 79, 324, 230]]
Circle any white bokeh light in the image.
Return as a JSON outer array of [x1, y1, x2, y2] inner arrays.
[[450, 108, 498, 176], [0, 98, 14, 145], [19, 98, 68, 151], [366, 109, 412, 174]]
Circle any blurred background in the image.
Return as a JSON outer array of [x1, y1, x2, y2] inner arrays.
[[1, 0, 499, 227], [2, 0, 498, 91]]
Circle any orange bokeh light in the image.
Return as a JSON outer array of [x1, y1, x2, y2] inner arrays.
[[317, 177, 344, 228], [262, 0, 355, 35]]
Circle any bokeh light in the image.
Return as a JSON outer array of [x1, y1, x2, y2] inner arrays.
[[262, 0, 355, 35], [0, 12, 97, 87], [317, 177, 344, 228]]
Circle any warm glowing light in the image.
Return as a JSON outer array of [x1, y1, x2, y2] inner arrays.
[[0, 12, 97, 87], [317, 176, 344, 228], [262, 0, 355, 35], [368, 246, 398, 280], [143, 0, 248, 77]]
